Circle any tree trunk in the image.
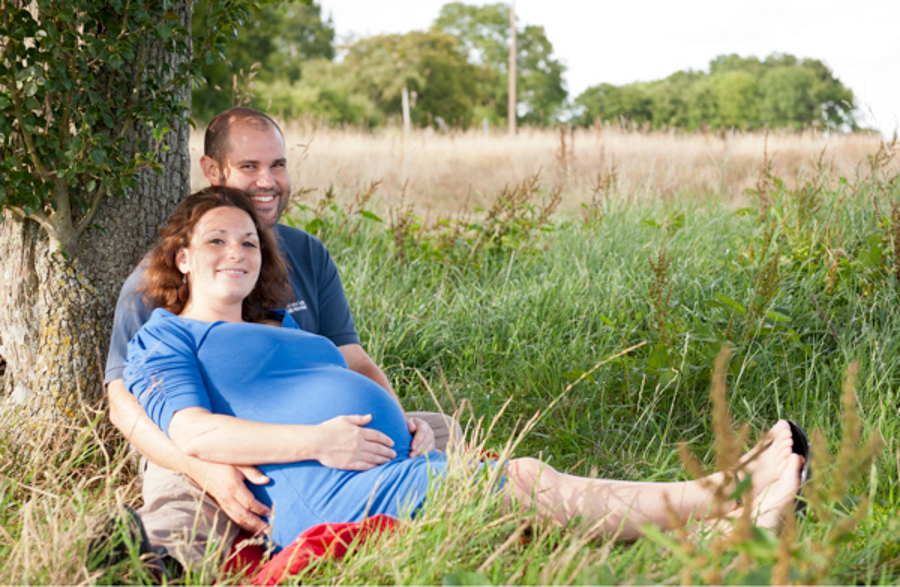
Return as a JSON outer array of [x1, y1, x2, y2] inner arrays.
[[0, 6, 191, 423]]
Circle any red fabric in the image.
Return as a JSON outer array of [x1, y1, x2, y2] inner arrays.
[[222, 530, 269, 579], [222, 448, 492, 583], [232, 515, 400, 585]]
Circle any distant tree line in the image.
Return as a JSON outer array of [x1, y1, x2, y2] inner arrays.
[[575, 54, 856, 131], [192, 1, 857, 132]]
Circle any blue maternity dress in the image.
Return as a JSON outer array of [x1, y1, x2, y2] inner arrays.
[[123, 308, 446, 548]]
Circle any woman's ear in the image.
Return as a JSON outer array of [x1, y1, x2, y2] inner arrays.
[[175, 248, 190, 276]]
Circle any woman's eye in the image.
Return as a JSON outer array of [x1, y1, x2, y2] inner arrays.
[[209, 238, 224, 245], [243, 241, 259, 248]]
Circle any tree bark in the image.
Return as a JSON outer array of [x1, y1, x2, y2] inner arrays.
[[0, 5, 191, 422]]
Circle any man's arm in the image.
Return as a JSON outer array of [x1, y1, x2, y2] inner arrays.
[[338, 343, 435, 457], [338, 343, 397, 401], [107, 378, 272, 533]]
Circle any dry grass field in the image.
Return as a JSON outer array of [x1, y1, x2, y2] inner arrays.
[[190, 123, 891, 217]]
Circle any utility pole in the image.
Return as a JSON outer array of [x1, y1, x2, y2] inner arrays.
[[508, 0, 517, 136], [401, 86, 412, 137]]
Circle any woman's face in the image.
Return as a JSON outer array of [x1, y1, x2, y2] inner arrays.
[[176, 206, 261, 311]]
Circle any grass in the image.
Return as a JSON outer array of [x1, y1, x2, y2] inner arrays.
[[189, 123, 890, 215], [2, 130, 900, 584]]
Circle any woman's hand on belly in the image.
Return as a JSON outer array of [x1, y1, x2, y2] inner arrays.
[[312, 415, 398, 470]]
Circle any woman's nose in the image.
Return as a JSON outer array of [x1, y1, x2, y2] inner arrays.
[[227, 241, 244, 259]]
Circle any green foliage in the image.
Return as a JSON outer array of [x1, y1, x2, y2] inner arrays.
[[254, 58, 383, 127], [573, 83, 653, 127], [244, 28, 484, 128], [194, 0, 569, 128], [284, 162, 898, 583], [3, 159, 900, 583], [435, 2, 567, 125], [0, 0, 255, 251], [341, 30, 483, 129], [191, 0, 333, 122], [575, 52, 857, 132]]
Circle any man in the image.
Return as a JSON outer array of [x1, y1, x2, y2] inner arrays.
[[105, 108, 460, 569]]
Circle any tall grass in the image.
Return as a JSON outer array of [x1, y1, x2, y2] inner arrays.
[[190, 124, 889, 215], [2, 132, 899, 584]]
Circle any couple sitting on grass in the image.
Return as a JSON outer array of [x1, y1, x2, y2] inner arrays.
[[123, 185, 807, 555]]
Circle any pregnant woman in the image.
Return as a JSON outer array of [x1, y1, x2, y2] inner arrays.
[[124, 186, 804, 550]]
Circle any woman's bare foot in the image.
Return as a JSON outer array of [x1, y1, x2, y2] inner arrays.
[[736, 420, 794, 497], [753, 453, 804, 530]]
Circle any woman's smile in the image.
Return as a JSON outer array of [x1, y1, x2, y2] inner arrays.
[[176, 206, 262, 321]]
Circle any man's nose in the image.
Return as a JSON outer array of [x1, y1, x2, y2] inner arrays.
[[256, 168, 275, 188]]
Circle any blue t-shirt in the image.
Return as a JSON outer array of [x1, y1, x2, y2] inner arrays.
[[105, 223, 359, 384], [124, 309, 446, 548]]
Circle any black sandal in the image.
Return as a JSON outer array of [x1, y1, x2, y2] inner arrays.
[[786, 420, 812, 514]]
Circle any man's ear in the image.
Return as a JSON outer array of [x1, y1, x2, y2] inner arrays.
[[200, 155, 223, 185]]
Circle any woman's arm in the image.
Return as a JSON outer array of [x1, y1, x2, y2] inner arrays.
[[108, 378, 273, 532], [169, 407, 399, 470]]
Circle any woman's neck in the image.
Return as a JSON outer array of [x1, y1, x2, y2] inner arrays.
[[178, 300, 244, 323]]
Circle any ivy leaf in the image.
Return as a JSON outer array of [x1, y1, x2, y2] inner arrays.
[[156, 24, 171, 41]]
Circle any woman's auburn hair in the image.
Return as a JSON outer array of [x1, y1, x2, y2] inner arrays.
[[139, 186, 292, 322]]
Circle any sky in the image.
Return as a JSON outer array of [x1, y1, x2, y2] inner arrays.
[[316, 0, 900, 136]]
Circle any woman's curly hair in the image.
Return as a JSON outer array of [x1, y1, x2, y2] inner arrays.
[[139, 186, 291, 322]]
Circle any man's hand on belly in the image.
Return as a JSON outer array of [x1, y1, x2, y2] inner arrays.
[[314, 414, 397, 470], [407, 416, 435, 457], [187, 459, 272, 534]]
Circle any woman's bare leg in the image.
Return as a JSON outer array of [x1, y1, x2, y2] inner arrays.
[[506, 421, 801, 540]]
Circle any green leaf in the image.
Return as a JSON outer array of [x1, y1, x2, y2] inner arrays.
[[305, 218, 324, 234], [359, 210, 383, 222], [867, 241, 883, 267], [711, 292, 747, 315], [91, 148, 108, 166], [152, 126, 171, 142], [765, 309, 791, 323], [442, 571, 491, 586]]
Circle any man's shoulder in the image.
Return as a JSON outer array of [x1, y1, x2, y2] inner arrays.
[[274, 222, 330, 256], [275, 222, 319, 244]]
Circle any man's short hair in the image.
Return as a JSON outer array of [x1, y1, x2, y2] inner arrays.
[[204, 108, 284, 164]]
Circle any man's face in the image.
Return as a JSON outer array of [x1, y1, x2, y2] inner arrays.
[[208, 124, 291, 228]]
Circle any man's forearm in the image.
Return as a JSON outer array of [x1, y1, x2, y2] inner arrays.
[[107, 378, 197, 474]]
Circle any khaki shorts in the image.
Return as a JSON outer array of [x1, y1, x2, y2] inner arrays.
[[139, 412, 462, 570]]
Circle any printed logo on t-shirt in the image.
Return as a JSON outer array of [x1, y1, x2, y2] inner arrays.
[[286, 300, 308, 313]]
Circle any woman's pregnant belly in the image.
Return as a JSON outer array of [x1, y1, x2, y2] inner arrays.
[[197, 358, 413, 457]]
